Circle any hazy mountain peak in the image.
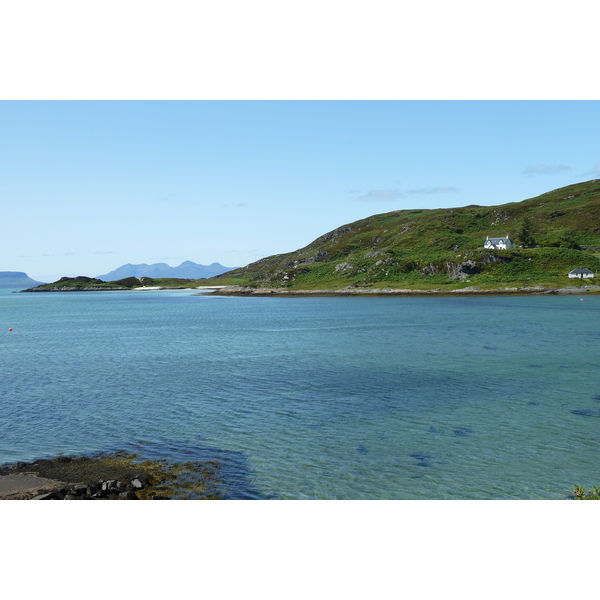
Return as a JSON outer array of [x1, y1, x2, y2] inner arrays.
[[97, 261, 237, 281]]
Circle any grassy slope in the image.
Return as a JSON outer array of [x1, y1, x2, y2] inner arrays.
[[205, 180, 600, 291]]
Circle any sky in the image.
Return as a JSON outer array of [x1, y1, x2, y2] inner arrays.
[[2, 100, 600, 282]]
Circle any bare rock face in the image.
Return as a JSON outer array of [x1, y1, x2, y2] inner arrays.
[[446, 260, 482, 280], [420, 263, 440, 276], [335, 262, 354, 273]]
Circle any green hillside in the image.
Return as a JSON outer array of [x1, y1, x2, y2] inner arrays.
[[209, 180, 600, 291]]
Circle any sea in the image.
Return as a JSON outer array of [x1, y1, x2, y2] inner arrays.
[[1, 287, 599, 499]]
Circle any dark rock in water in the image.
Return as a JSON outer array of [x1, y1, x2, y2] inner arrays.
[[410, 452, 433, 467], [571, 409, 600, 417], [428, 426, 440, 434], [410, 452, 431, 460], [527, 401, 540, 406], [356, 444, 368, 455], [453, 427, 473, 437]]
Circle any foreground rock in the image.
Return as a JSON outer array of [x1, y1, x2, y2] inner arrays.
[[0, 452, 224, 500]]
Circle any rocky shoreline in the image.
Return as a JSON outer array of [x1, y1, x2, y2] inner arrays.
[[0, 452, 224, 500], [210, 285, 600, 297], [0, 472, 154, 500]]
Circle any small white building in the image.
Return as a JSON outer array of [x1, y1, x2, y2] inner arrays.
[[568, 268, 595, 279], [484, 236, 515, 250]]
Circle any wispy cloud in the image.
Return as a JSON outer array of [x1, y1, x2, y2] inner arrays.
[[523, 164, 571, 175], [63, 252, 79, 256], [585, 161, 600, 175], [354, 187, 458, 202], [406, 187, 459, 195], [159, 193, 182, 202], [94, 250, 114, 255], [355, 189, 403, 202]]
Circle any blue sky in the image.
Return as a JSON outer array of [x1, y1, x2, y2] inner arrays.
[[2, 100, 599, 282]]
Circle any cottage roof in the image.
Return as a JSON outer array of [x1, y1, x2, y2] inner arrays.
[[486, 236, 513, 243], [569, 268, 594, 274]]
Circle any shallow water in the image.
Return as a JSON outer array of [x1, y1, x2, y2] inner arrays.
[[1, 288, 598, 498]]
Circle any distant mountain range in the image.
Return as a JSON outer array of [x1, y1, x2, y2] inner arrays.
[[97, 261, 237, 281], [0, 271, 46, 288]]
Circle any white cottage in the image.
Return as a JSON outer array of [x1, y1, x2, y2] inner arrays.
[[484, 236, 515, 250], [568, 268, 595, 279]]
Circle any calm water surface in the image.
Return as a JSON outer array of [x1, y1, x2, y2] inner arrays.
[[1, 288, 598, 499]]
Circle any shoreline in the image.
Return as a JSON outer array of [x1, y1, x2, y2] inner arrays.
[[0, 452, 224, 500], [210, 285, 600, 297]]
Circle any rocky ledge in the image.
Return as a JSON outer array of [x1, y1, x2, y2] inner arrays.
[[0, 452, 224, 500], [30, 476, 157, 500]]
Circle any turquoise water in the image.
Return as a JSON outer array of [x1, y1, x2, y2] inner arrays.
[[1, 288, 599, 499]]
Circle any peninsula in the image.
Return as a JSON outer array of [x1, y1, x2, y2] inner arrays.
[[206, 179, 600, 295], [21, 180, 600, 295]]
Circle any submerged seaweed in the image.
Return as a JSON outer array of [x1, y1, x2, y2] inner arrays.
[[571, 409, 600, 417], [1, 440, 275, 500], [410, 452, 433, 467]]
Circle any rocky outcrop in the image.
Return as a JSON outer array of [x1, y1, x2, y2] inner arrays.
[[31, 476, 161, 500], [1, 452, 224, 500], [335, 262, 355, 273], [309, 226, 353, 247], [285, 249, 331, 268], [446, 260, 482, 280]]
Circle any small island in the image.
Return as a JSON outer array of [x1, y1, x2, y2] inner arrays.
[[20, 275, 206, 292]]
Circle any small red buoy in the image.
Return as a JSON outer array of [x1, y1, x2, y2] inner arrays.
[[8, 328, 12, 331]]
